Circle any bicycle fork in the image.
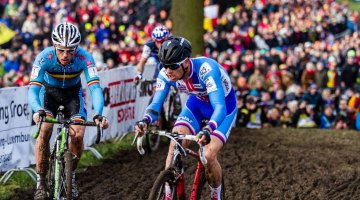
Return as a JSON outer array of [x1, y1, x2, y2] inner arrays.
[[189, 162, 203, 200]]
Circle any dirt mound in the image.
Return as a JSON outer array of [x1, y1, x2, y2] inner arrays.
[[11, 128, 360, 199]]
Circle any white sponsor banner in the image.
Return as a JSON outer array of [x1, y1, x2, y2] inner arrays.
[[0, 87, 32, 131], [0, 87, 35, 172], [0, 126, 36, 172], [82, 65, 155, 146]]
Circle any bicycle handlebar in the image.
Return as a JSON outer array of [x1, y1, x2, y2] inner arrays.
[[133, 130, 208, 165], [33, 117, 102, 144]]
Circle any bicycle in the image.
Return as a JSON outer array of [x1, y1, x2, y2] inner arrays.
[[133, 129, 225, 200], [137, 79, 182, 153], [33, 106, 102, 200]]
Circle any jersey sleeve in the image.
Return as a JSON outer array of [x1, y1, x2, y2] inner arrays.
[[28, 50, 48, 112], [199, 61, 227, 131], [141, 44, 152, 59], [143, 72, 171, 124], [82, 53, 104, 115]]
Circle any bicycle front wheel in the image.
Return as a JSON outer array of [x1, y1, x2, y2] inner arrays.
[[146, 133, 161, 152], [64, 151, 73, 200], [148, 169, 178, 200], [47, 150, 56, 199], [50, 150, 73, 200]]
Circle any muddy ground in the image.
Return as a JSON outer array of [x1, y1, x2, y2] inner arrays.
[[11, 128, 360, 200]]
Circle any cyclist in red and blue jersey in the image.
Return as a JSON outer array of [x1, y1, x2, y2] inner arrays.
[[28, 22, 109, 200], [135, 25, 170, 81], [135, 37, 237, 200]]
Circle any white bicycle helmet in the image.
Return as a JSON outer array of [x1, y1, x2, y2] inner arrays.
[[52, 22, 81, 47], [151, 25, 169, 42]]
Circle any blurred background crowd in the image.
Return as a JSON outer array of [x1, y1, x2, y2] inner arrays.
[[1, 0, 360, 130]]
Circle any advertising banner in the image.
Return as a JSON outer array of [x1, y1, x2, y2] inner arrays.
[[0, 87, 35, 172], [81, 65, 155, 146]]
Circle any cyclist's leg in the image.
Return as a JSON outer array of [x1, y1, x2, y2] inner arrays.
[[205, 107, 237, 199], [66, 86, 87, 171], [66, 86, 87, 199], [34, 87, 56, 198], [165, 96, 202, 168]]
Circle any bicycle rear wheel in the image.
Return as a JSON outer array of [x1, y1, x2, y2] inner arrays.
[[196, 168, 225, 200], [148, 169, 178, 200]]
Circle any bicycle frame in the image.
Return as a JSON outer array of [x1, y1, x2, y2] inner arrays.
[[171, 141, 205, 200], [33, 107, 102, 200]]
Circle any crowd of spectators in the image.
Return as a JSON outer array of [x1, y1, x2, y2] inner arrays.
[[203, 0, 360, 130], [0, 0, 171, 87], [1, 0, 360, 130]]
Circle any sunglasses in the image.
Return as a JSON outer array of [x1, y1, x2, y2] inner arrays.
[[163, 58, 187, 70], [56, 47, 76, 54]]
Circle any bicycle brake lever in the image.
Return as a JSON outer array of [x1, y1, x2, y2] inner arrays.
[[199, 145, 207, 165], [131, 133, 138, 146], [136, 134, 145, 155]]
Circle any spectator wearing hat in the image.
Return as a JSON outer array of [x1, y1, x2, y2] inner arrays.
[[340, 49, 359, 90]]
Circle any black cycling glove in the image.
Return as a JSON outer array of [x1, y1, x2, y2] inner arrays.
[[198, 128, 211, 145]]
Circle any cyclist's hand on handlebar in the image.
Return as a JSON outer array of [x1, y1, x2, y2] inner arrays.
[[134, 73, 143, 85], [134, 118, 149, 137], [93, 115, 109, 129], [197, 128, 211, 146], [33, 109, 47, 125]]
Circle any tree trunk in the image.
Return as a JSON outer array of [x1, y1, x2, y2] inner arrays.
[[170, 0, 204, 57]]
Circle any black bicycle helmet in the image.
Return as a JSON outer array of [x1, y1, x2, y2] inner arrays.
[[158, 37, 192, 65]]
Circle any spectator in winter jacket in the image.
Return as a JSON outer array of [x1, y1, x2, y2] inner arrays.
[[236, 95, 267, 128], [340, 50, 358, 90], [302, 84, 323, 112], [315, 62, 327, 90], [319, 105, 336, 129], [292, 100, 321, 128]]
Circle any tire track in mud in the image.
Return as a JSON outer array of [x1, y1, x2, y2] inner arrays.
[[11, 128, 360, 200]]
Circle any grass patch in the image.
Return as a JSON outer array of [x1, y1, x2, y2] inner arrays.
[[0, 133, 136, 199], [0, 172, 35, 199], [337, 0, 360, 12]]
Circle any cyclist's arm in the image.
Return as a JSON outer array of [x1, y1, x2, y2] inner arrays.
[[83, 57, 104, 115], [143, 74, 171, 124], [201, 63, 227, 131], [28, 52, 48, 112], [136, 45, 151, 74], [136, 57, 148, 74]]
